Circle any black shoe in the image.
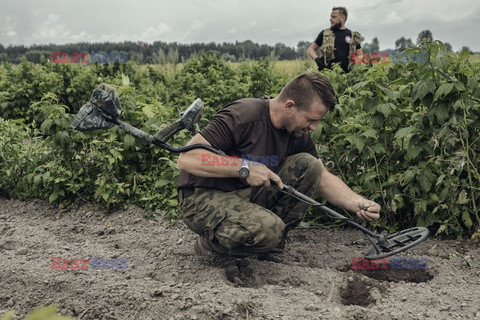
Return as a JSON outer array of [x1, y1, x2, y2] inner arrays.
[[194, 236, 243, 285], [224, 259, 243, 285], [256, 252, 282, 263], [270, 236, 287, 254], [193, 236, 216, 255]]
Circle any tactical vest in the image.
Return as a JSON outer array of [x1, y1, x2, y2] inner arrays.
[[320, 28, 361, 65]]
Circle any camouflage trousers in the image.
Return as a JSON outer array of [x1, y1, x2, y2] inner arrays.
[[178, 153, 323, 256]]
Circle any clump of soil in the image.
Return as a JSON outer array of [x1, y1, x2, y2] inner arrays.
[[339, 275, 376, 306]]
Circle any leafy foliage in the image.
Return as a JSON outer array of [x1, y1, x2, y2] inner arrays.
[[1, 305, 74, 320], [0, 43, 478, 238], [312, 41, 479, 238]]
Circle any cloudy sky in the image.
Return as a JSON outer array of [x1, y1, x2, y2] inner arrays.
[[1, 0, 479, 52]]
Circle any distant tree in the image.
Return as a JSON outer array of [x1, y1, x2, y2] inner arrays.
[[166, 47, 179, 65], [395, 37, 414, 51], [444, 42, 453, 52], [460, 46, 472, 54], [152, 48, 166, 64], [296, 41, 311, 58], [221, 53, 237, 62], [370, 37, 380, 53], [24, 50, 50, 63], [273, 42, 296, 60], [417, 30, 433, 44], [362, 37, 380, 54]]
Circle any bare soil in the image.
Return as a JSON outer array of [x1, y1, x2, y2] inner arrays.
[[1, 198, 479, 320]]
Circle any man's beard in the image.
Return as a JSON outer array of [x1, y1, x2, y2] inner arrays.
[[330, 22, 342, 31]]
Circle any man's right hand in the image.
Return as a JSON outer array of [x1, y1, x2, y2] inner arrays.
[[315, 57, 326, 71], [246, 162, 283, 189]]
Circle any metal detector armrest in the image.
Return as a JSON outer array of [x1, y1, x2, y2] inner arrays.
[[154, 98, 204, 142]]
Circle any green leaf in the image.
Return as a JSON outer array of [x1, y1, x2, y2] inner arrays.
[[361, 129, 378, 139], [428, 103, 449, 123], [436, 173, 445, 186], [399, 169, 415, 186], [155, 179, 170, 188], [418, 173, 433, 193], [434, 83, 454, 100], [452, 99, 463, 110], [406, 145, 423, 160], [458, 189, 468, 204], [462, 68, 474, 77], [122, 74, 130, 86], [436, 224, 446, 236], [142, 105, 155, 118], [41, 119, 53, 133], [462, 211, 473, 228], [412, 79, 436, 102], [395, 126, 416, 139], [49, 192, 58, 203], [414, 199, 427, 216], [376, 103, 396, 117], [352, 81, 369, 91], [458, 49, 471, 60], [345, 136, 365, 152], [123, 134, 136, 150]]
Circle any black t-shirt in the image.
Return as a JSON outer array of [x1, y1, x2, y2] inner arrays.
[[177, 98, 319, 191], [314, 28, 360, 72]]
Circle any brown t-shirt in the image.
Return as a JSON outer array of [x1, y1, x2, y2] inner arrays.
[[177, 98, 319, 191]]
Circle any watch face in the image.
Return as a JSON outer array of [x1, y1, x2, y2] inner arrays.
[[239, 167, 249, 179]]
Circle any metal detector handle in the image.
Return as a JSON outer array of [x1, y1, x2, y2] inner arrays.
[[154, 121, 184, 143], [154, 98, 204, 142], [281, 184, 379, 239]]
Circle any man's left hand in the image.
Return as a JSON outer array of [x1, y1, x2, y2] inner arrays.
[[355, 200, 380, 221]]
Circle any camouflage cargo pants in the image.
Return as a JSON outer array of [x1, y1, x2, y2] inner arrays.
[[178, 153, 323, 256]]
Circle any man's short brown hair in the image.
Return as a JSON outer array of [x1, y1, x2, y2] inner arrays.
[[332, 6, 348, 22], [278, 72, 337, 111]]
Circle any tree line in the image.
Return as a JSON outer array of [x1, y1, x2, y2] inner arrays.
[[361, 30, 473, 55], [0, 40, 306, 64], [0, 29, 473, 64]]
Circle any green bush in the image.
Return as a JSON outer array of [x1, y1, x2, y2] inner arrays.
[[0, 46, 478, 237]]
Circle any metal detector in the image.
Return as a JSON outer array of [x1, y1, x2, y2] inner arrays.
[[71, 83, 224, 155], [71, 84, 429, 259]]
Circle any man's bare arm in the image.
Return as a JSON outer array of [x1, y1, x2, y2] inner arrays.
[[317, 161, 380, 221], [176, 134, 282, 188], [307, 42, 320, 60]]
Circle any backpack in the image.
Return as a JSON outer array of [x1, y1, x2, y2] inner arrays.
[[320, 28, 361, 65]]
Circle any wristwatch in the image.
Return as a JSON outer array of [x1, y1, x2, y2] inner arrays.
[[238, 159, 250, 179]]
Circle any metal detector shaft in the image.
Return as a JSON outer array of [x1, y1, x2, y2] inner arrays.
[[111, 118, 224, 155], [282, 185, 380, 239]]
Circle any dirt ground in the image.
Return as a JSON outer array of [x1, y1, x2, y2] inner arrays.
[[1, 198, 479, 320]]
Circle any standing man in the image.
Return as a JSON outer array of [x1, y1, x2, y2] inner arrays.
[[307, 7, 362, 73], [176, 72, 380, 282]]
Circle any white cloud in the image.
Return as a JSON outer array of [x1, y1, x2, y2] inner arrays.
[[29, 13, 71, 43], [382, 11, 404, 25], [0, 15, 17, 38], [0, 0, 478, 51], [140, 23, 171, 42]]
